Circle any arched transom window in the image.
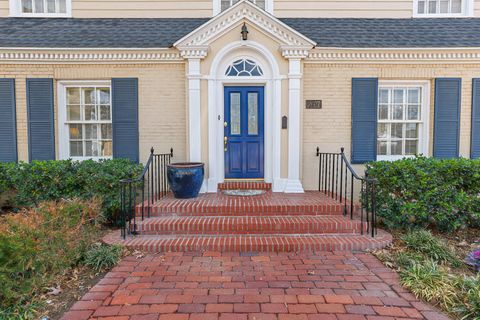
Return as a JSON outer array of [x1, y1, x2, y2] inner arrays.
[[225, 59, 264, 77]]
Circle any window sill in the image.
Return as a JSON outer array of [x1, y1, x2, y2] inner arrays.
[[413, 13, 473, 18], [377, 155, 417, 162], [64, 156, 113, 161], [9, 13, 72, 18]]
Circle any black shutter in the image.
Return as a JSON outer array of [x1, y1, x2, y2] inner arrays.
[[433, 78, 461, 159], [0, 79, 17, 162], [27, 78, 55, 161], [112, 78, 139, 163], [351, 78, 378, 164]]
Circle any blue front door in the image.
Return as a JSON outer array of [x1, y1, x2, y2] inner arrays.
[[224, 86, 264, 179]]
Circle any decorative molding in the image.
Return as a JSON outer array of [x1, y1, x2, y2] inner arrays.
[[0, 51, 182, 62], [4, 48, 480, 64], [281, 46, 310, 59], [307, 50, 480, 62], [179, 46, 210, 59], [174, 0, 316, 50]]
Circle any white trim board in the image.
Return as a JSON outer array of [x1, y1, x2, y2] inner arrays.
[[213, 0, 274, 16], [57, 80, 112, 161], [9, 0, 72, 17], [376, 80, 431, 161], [412, 0, 474, 17]]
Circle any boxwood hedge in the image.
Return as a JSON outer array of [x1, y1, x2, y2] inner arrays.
[[366, 156, 480, 232], [0, 159, 142, 224]]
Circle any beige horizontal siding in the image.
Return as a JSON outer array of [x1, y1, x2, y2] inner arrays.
[[1, 0, 480, 18], [0, 0, 8, 16], [274, 0, 414, 18], [72, 0, 212, 18]]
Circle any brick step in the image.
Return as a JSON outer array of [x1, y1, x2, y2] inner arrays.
[[218, 181, 272, 191], [105, 231, 392, 253], [134, 216, 368, 235], [137, 191, 347, 217]]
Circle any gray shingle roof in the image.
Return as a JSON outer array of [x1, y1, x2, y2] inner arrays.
[[0, 18, 208, 48], [284, 18, 480, 48], [0, 17, 480, 48]]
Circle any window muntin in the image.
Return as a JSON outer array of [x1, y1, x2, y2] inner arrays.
[[221, 0, 265, 11], [21, 0, 66, 13], [416, 0, 468, 15], [65, 86, 112, 159], [377, 86, 426, 159], [226, 59, 264, 77]]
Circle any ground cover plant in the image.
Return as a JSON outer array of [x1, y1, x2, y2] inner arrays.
[[375, 230, 480, 319]]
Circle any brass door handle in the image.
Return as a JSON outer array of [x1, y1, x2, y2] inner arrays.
[[224, 136, 228, 152]]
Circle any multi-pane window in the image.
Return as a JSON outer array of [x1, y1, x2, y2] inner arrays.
[[65, 86, 112, 159], [417, 0, 463, 14], [221, 0, 265, 11], [226, 59, 264, 77], [377, 86, 426, 158], [21, 0, 67, 13]]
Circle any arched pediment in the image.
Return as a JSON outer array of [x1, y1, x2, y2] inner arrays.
[[174, 0, 315, 54]]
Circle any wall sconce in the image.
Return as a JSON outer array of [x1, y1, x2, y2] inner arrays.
[[241, 23, 249, 41]]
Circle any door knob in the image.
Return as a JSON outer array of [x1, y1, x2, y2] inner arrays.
[[224, 121, 228, 128], [224, 136, 228, 152]]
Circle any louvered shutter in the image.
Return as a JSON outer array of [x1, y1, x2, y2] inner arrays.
[[471, 79, 480, 158], [433, 78, 461, 159], [351, 78, 378, 164], [0, 79, 17, 162], [112, 78, 139, 163], [27, 78, 55, 161]]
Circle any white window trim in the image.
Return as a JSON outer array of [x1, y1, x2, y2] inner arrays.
[[57, 80, 112, 161], [377, 80, 430, 161], [9, 0, 72, 17], [413, 0, 474, 17], [213, 0, 273, 15]]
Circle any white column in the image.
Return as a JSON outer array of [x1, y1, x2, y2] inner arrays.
[[282, 48, 309, 193], [180, 47, 209, 191], [180, 47, 209, 163]]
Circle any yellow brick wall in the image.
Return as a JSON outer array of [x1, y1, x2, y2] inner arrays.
[[302, 63, 480, 191], [0, 63, 187, 164]]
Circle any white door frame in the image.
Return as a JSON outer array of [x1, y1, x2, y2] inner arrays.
[[206, 41, 285, 192]]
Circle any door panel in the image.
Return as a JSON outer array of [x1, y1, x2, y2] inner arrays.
[[224, 86, 264, 179]]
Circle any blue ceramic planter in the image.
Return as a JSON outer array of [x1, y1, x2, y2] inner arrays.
[[167, 162, 204, 199]]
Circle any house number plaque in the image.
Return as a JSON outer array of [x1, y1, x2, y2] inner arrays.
[[306, 100, 322, 109]]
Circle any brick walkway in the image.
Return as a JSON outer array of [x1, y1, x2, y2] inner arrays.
[[61, 252, 450, 320]]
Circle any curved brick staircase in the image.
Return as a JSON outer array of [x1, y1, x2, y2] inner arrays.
[[105, 182, 392, 253]]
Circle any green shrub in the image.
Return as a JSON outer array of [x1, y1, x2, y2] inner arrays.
[[401, 230, 461, 267], [83, 243, 123, 272], [366, 156, 480, 231], [0, 159, 142, 224], [0, 199, 101, 311]]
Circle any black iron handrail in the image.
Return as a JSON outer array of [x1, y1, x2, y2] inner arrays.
[[316, 147, 377, 237], [120, 147, 173, 239]]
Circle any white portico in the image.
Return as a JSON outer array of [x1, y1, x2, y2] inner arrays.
[[174, 0, 316, 193]]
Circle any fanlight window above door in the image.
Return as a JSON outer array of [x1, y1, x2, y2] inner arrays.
[[225, 59, 264, 77]]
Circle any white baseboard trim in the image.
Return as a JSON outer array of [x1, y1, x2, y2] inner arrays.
[[283, 179, 305, 193]]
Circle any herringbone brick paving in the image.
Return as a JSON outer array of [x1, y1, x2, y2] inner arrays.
[[61, 251, 450, 320]]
